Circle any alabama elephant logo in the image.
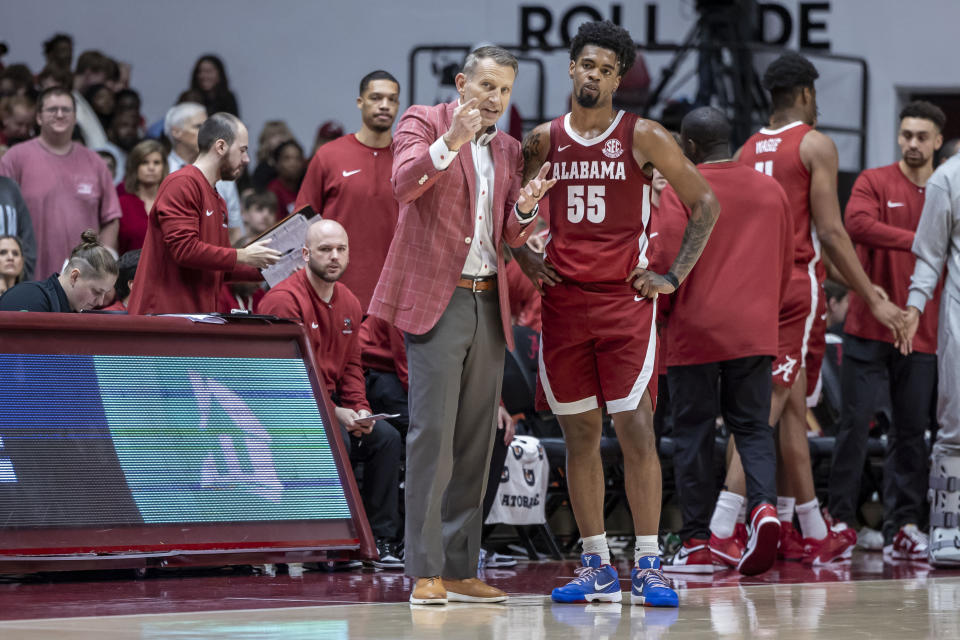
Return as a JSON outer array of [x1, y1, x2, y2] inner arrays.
[[524, 468, 536, 487]]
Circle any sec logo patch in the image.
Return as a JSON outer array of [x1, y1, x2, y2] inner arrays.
[[602, 139, 623, 159]]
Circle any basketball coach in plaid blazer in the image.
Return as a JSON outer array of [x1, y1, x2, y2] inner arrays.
[[369, 46, 555, 605]]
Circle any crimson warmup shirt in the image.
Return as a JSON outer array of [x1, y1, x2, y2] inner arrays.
[[267, 177, 298, 222], [544, 111, 653, 283], [117, 192, 149, 254], [127, 166, 259, 314], [739, 121, 817, 268], [657, 162, 794, 366], [294, 134, 398, 310], [844, 162, 940, 353], [259, 271, 369, 411], [359, 315, 409, 391]]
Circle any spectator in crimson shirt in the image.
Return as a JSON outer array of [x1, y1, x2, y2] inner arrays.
[[127, 113, 279, 315], [657, 107, 793, 576], [117, 139, 168, 254], [294, 70, 401, 311], [260, 219, 403, 569], [828, 101, 945, 553], [266, 139, 305, 221]]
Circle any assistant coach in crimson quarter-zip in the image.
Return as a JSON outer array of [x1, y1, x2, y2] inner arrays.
[[128, 113, 279, 315]]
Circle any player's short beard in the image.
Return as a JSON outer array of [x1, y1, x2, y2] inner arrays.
[[309, 257, 344, 283], [219, 156, 241, 182], [574, 89, 599, 108], [902, 152, 928, 168]]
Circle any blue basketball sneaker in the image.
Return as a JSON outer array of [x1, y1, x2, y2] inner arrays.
[[630, 555, 679, 607], [551, 553, 622, 603]]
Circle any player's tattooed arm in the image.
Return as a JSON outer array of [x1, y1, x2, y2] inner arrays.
[[521, 123, 551, 183], [669, 195, 720, 281], [628, 119, 720, 298]]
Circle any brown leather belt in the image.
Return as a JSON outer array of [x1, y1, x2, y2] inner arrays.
[[456, 277, 497, 292]]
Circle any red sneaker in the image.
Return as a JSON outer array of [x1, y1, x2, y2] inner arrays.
[[802, 528, 857, 565], [778, 521, 805, 561], [738, 503, 781, 576], [709, 530, 745, 569], [662, 538, 716, 573]]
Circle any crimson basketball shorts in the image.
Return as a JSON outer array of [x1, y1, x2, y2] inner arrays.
[[536, 281, 658, 415], [805, 290, 828, 405], [773, 267, 819, 389]]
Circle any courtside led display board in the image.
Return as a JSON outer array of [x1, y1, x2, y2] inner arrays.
[[0, 313, 374, 566]]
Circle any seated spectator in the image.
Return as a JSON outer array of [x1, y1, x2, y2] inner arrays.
[[0, 235, 25, 294], [190, 54, 239, 116], [117, 139, 168, 254], [72, 50, 111, 148], [0, 229, 116, 312], [0, 65, 35, 100], [101, 108, 143, 183], [241, 191, 277, 237], [37, 65, 72, 92], [267, 139, 305, 221], [252, 120, 295, 190], [0, 86, 121, 279], [42, 33, 73, 73], [0, 95, 36, 147], [115, 88, 144, 130], [100, 248, 138, 311], [84, 83, 114, 131], [260, 219, 402, 570], [310, 120, 344, 157], [0, 176, 35, 279], [96, 149, 117, 177]]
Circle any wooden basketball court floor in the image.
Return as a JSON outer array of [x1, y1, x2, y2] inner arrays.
[[1, 554, 958, 638]]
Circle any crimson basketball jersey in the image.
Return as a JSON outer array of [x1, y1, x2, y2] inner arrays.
[[545, 111, 652, 283], [740, 121, 818, 267]]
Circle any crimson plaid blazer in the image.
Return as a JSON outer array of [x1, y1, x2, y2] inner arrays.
[[368, 100, 534, 350]]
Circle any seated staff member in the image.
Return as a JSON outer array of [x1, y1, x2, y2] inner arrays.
[[260, 218, 403, 569], [0, 229, 116, 312]]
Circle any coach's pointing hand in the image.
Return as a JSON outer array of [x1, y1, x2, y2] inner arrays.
[[443, 97, 483, 151], [517, 162, 558, 214]]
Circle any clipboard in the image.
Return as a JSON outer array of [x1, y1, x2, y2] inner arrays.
[[252, 206, 318, 287]]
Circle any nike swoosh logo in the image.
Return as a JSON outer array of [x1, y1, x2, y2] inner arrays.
[[594, 578, 616, 590], [887, 201, 904, 208], [342, 170, 361, 177], [557, 144, 572, 152], [634, 295, 644, 302], [311, 322, 319, 329], [205, 210, 214, 216]]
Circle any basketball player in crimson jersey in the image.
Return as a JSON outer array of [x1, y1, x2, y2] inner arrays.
[[735, 53, 908, 565], [520, 21, 720, 607]]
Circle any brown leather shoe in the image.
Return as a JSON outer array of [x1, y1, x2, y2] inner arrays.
[[442, 577, 508, 603], [410, 576, 447, 605]]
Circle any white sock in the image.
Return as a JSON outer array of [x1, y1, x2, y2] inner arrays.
[[796, 498, 827, 540], [582, 533, 610, 565], [634, 535, 660, 564], [777, 496, 796, 524], [738, 500, 748, 524], [710, 490, 744, 539]]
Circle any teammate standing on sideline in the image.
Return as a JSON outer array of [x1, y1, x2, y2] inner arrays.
[[739, 52, 907, 564], [521, 21, 720, 606], [828, 101, 944, 560], [657, 107, 792, 577], [295, 71, 401, 311]]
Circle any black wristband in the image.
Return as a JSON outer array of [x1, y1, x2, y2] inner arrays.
[[663, 271, 680, 289], [515, 202, 538, 221]]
